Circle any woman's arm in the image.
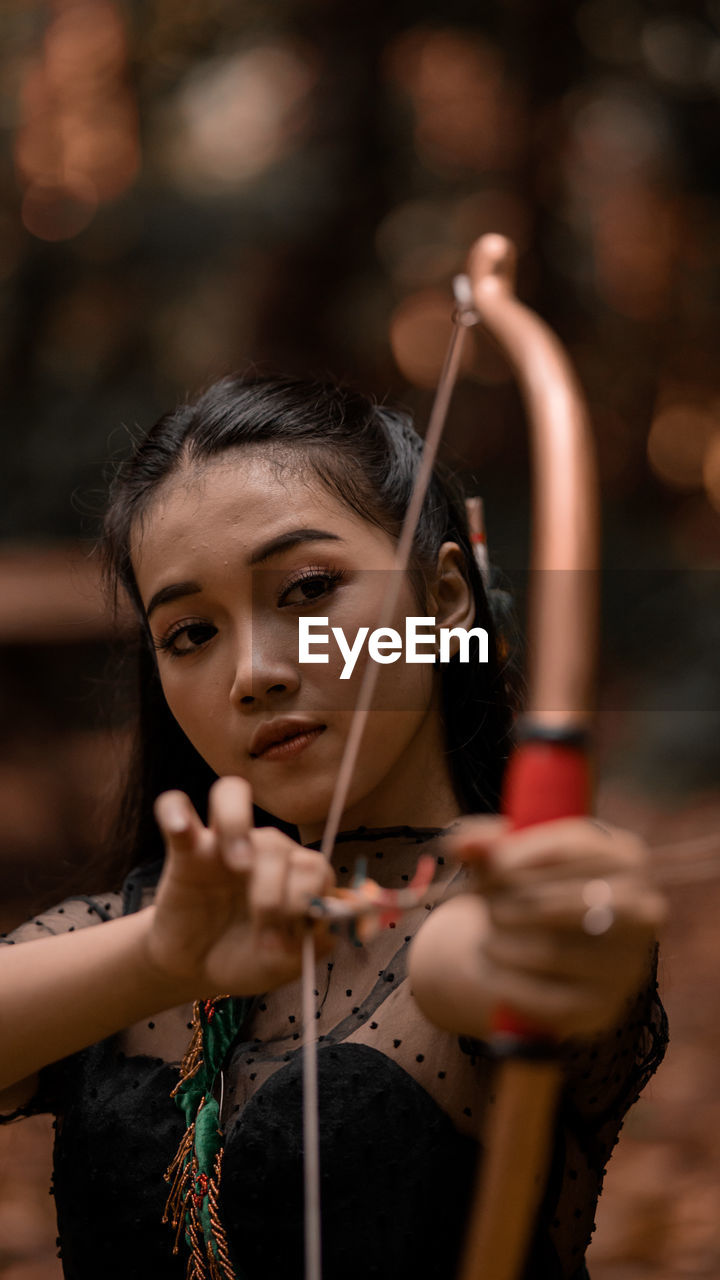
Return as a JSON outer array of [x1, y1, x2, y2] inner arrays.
[[409, 816, 667, 1042], [0, 907, 191, 1098], [0, 776, 334, 1101]]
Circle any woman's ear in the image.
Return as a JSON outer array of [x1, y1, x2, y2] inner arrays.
[[427, 542, 475, 639]]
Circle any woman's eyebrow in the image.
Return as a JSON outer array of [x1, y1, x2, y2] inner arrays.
[[247, 528, 343, 566], [145, 531, 343, 619], [146, 581, 202, 620]]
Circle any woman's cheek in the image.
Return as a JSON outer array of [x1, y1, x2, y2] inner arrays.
[[310, 614, 436, 714]]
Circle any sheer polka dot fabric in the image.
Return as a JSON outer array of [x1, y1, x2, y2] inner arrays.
[[0, 827, 667, 1279]]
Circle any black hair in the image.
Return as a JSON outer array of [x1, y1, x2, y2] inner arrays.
[[102, 373, 520, 871]]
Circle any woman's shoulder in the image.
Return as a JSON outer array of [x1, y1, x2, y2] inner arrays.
[[0, 890, 124, 946], [0, 857, 165, 946], [117, 857, 163, 915]]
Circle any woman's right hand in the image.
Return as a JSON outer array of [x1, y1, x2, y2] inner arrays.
[[144, 777, 335, 999]]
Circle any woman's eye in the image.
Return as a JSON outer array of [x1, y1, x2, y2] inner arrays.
[[279, 569, 345, 608], [157, 622, 217, 657], [299, 576, 332, 601]]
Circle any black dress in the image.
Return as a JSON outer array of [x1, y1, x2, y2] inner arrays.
[[0, 828, 668, 1280]]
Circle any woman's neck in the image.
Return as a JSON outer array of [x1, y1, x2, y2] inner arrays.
[[297, 772, 463, 847], [303, 822, 461, 891], [296, 686, 465, 846]]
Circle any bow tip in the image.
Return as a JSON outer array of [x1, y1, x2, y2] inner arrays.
[[467, 234, 517, 294]]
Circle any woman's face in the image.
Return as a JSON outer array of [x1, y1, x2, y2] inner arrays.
[[131, 449, 464, 842]]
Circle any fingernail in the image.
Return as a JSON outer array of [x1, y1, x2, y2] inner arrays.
[[164, 801, 189, 834], [226, 839, 251, 870]]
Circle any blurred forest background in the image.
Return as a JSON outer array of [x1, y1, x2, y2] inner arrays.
[[0, 0, 719, 1276]]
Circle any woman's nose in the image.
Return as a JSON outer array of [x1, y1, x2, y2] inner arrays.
[[229, 629, 300, 706]]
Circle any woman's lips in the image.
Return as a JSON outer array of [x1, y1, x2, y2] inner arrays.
[[257, 726, 326, 761]]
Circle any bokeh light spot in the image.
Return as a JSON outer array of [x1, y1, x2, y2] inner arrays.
[[390, 289, 472, 389], [384, 27, 520, 176], [647, 405, 718, 490], [21, 176, 97, 242], [14, 0, 138, 240], [702, 433, 720, 514], [642, 18, 716, 95], [160, 42, 318, 193]]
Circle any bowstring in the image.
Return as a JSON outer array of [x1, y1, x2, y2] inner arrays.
[[301, 276, 480, 1280]]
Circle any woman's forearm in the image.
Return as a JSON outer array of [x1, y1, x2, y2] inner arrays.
[[409, 894, 495, 1039], [0, 907, 197, 1093]]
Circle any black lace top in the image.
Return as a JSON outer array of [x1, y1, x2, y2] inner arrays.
[[0, 827, 668, 1280]]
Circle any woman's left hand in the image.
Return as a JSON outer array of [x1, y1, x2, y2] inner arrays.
[[408, 816, 667, 1042]]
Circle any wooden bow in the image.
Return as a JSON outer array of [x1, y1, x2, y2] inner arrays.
[[457, 233, 600, 1280], [301, 231, 600, 1280]]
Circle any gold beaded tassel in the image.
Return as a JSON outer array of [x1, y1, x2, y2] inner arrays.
[[206, 1150, 239, 1280], [162, 997, 242, 1280], [171, 999, 207, 1093], [163, 1119, 198, 1256], [163, 1099, 240, 1280]]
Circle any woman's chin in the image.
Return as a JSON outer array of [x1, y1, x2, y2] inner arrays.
[[254, 786, 338, 834]]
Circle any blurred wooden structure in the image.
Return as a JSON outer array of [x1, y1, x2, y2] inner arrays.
[[0, 544, 130, 644]]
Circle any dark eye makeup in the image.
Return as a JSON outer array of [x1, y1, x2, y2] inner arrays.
[[153, 565, 347, 658], [277, 565, 346, 607], [154, 620, 218, 658]]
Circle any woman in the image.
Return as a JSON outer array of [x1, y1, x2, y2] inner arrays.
[[0, 375, 667, 1280]]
